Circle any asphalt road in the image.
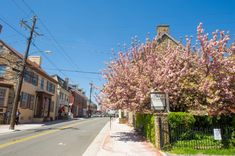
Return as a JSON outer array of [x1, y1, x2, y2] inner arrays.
[[0, 117, 109, 156]]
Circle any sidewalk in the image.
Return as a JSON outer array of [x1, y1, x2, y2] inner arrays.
[[84, 118, 163, 156], [0, 118, 85, 135], [0, 123, 43, 135]]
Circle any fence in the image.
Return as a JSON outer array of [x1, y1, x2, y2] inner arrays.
[[159, 119, 234, 150]]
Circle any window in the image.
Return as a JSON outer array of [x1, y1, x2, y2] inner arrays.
[[20, 92, 28, 108], [20, 92, 34, 109], [47, 81, 55, 93], [32, 74, 38, 86], [0, 88, 6, 106], [24, 70, 38, 86], [24, 71, 31, 82], [50, 101, 54, 112], [40, 78, 44, 90], [27, 94, 34, 110], [0, 65, 6, 77]]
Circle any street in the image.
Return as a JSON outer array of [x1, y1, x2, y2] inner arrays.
[[0, 118, 109, 156]]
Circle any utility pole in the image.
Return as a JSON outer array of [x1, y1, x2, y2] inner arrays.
[[88, 82, 93, 118], [9, 16, 37, 130]]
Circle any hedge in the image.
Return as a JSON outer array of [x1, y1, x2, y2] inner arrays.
[[136, 113, 155, 146]]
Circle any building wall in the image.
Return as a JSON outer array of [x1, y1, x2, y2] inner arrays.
[[0, 41, 21, 120], [70, 89, 87, 117], [0, 87, 9, 112], [155, 35, 178, 52], [20, 82, 35, 122], [0, 41, 57, 123], [56, 85, 70, 118], [16, 72, 57, 123]]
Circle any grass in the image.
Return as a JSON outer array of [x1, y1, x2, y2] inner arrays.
[[165, 138, 235, 155], [173, 139, 222, 149], [166, 131, 235, 155], [168, 148, 235, 155]]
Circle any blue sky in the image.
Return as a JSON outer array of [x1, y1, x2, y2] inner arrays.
[[0, 0, 235, 102]]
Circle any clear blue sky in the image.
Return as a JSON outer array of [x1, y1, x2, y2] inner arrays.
[[0, 0, 235, 102]]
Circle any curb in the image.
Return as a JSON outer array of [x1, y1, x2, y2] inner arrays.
[[0, 119, 81, 136], [82, 121, 110, 156], [159, 150, 168, 156]]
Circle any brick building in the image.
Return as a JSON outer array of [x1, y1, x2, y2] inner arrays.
[[69, 85, 88, 117]]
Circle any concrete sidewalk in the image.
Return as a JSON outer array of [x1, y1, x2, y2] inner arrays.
[[0, 118, 85, 135], [84, 118, 163, 156], [0, 123, 43, 135]]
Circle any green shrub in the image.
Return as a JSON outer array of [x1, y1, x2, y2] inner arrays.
[[167, 112, 195, 128], [135, 113, 156, 146], [167, 113, 235, 149]]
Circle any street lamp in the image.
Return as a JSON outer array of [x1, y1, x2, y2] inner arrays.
[[31, 50, 53, 55], [88, 82, 93, 118]]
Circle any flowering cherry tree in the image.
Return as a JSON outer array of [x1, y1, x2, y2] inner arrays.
[[101, 23, 235, 115], [196, 23, 235, 115]]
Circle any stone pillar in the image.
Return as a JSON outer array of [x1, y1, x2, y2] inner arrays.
[[118, 109, 122, 118], [128, 111, 134, 126], [154, 113, 170, 150]]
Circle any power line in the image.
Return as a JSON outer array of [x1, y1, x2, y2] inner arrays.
[[20, 0, 81, 70], [32, 43, 68, 78], [0, 16, 73, 82], [11, 0, 31, 18], [0, 16, 99, 84], [44, 68, 101, 75], [0, 17, 27, 38], [5, 1, 79, 84]]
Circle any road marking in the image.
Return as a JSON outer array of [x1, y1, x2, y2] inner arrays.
[[58, 142, 66, 146], [0, 119, 93, 149]]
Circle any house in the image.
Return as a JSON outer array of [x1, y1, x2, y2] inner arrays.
[[52, 75, 70, 119], [154, 25, 179, 51], [126, 25, 180, 125], [69, 84, 88, 117], [0, 40, 58, 124]]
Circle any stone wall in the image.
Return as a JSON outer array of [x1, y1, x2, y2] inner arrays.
[[154, 113, 170, 150]]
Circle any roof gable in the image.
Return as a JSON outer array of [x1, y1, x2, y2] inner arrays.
[[0, 40, 58, 84], [156, 32, 180, 45]]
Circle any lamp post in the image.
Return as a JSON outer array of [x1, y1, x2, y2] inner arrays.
[[31, 50, 52, 55], [88, 82, 93, 118]]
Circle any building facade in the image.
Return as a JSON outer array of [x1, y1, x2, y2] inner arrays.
[[69, 85, 88, 117], [0, 40, 58, 124], [52, 75, 70, 119]]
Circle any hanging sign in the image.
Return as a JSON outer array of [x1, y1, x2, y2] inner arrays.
[[150, 91, 166, 110]]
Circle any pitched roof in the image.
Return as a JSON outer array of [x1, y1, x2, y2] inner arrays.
[[156, 32, 180, 45], [51, 74, 68, 90], [0, 40, 58, 84]]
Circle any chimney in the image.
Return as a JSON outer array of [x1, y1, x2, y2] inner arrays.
[[28, 56, 42, 67], [157, 25, 170, 37]]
